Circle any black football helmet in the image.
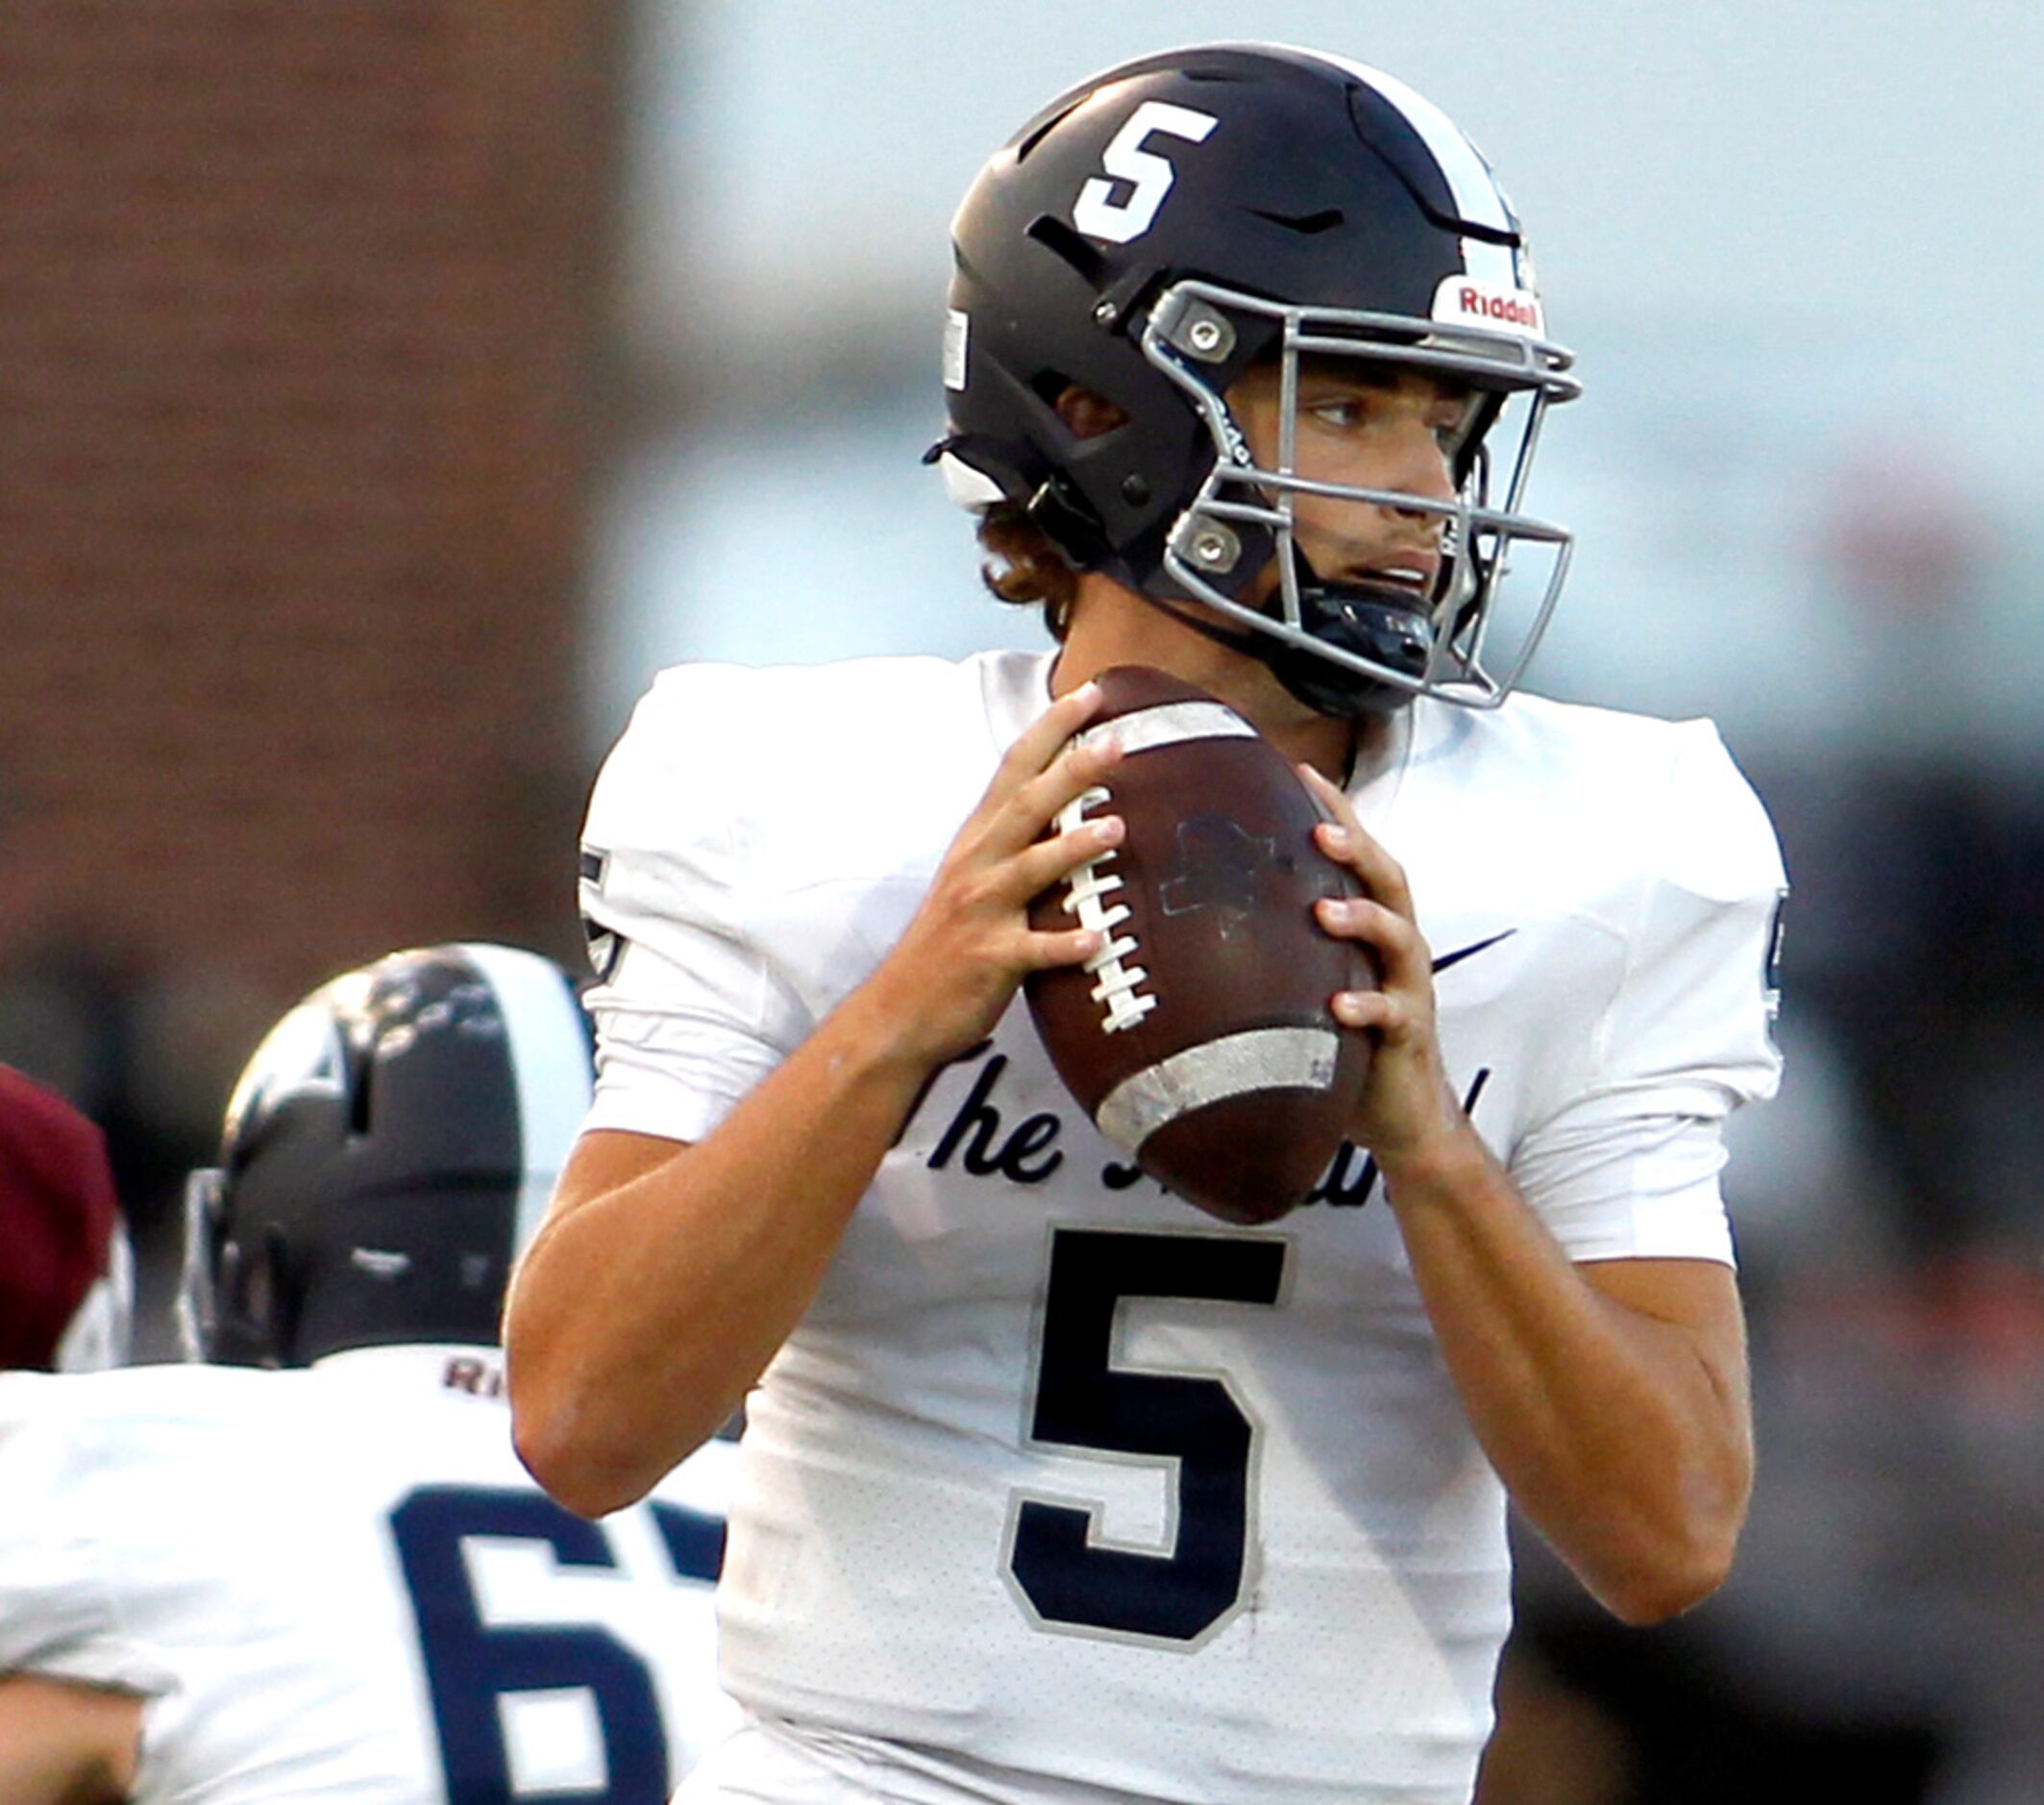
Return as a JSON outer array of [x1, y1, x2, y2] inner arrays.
[[178, 944, 593, 1368], [935, 42, 1581, 714]]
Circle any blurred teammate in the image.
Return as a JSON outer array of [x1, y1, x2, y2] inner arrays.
[[508, 43, 1785, 1805], [0, 944, 737, 1803], [0, 1061, 134, 1372]]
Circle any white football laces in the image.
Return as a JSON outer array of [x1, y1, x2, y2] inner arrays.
[[1052, 786, 1157, 1033]]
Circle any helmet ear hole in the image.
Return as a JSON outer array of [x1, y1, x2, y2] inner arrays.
[[1051, 385, 1129, 440], [1025, 369, 1071, 409]]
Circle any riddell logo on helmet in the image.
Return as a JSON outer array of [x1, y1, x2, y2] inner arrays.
[[1432, 278, 1544, 337]]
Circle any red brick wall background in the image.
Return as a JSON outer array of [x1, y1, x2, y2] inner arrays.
[[0, 3, 621, 1232]]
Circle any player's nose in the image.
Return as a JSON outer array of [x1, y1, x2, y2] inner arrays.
[[1378, 415, 1456, 516]]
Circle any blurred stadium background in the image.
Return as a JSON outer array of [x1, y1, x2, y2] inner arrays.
[[3, 3, 2041, 1799]]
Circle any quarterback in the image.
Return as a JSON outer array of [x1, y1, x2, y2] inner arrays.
[[0, 945, 738, 1804], [508, 44, 1785, 1805]]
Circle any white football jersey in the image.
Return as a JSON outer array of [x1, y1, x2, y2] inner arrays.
[[0, 1353, 740, 1803], [577, 649, 1785, 1805]]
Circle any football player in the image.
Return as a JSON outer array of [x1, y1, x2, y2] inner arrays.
[[0, 1062, 134, 1373], [508, 44, 1785, 1805], [0, 944, 739, 1804]]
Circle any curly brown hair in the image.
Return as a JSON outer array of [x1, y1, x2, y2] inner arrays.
[[975, 504, 1081, 642]]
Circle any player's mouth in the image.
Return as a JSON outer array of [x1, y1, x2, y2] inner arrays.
[[1350, 553, 1441, 600], [1319, 554, 1441, 615]]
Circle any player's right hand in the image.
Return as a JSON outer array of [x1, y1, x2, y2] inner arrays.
[[861, 679, 1125, 1071]]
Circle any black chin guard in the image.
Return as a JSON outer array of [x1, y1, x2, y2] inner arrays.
[[1262, 581, 1436, 719]]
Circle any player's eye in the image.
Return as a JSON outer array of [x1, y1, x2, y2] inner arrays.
[[1303, 395, 1368, 430]]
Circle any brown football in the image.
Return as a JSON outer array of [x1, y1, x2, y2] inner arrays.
[[1024, 664, 1374, 1224]]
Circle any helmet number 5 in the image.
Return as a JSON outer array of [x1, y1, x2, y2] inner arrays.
[[1073, 101, 1218, 244]]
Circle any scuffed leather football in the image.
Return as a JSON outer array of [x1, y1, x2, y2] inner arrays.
[[1024, 664, 1374, 1225]]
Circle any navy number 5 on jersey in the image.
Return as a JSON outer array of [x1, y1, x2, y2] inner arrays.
[[1005, 1228, 1286, 1645]]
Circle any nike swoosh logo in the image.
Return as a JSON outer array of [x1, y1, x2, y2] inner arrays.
[[1432, 928, 1515, 975]]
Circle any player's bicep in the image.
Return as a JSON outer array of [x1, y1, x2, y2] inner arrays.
[[0, 1674, 141, 1805]]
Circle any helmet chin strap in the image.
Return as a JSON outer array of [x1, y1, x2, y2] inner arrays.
[[1261, 575, 1435, 718], [1146, 562, 1438, 721]]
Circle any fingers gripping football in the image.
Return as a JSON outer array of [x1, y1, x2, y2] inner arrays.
[[1298, 764, 1464, 1165], [871, 683, 1125, 1068], [992, 698, 1130, 934], [1006, 812, 1127, 961]]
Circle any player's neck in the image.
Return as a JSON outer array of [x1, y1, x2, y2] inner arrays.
[[1054, 577, 1380, 782]]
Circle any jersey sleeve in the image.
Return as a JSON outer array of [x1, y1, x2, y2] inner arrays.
[[1513, 721, 1787, 1265], [0, 1382, 172, 1694], [575, 667, 816, 1145]]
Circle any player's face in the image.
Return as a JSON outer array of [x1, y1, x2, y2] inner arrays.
[[1226, 359, 1474, 606]]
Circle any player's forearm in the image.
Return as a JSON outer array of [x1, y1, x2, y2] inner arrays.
[[509, 982, 941, 1517], [1380, 1123, 1753, 1625]]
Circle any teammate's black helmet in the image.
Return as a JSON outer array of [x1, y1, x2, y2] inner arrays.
[[934, 42, 1581, 714], [178, 944, 592, 1368]]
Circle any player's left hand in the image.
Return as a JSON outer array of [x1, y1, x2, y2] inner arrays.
[[1297, 763, 1467, 1174]]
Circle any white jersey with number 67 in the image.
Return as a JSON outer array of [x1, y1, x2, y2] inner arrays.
[[0, 1354, 739, 1803]]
